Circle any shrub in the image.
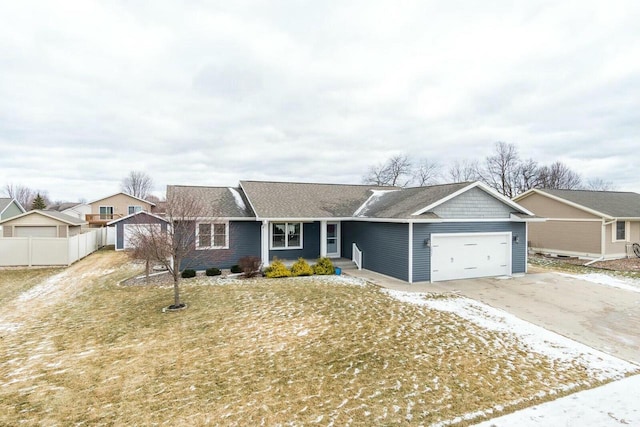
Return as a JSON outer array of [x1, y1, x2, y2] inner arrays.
[[181, 269, 196, 278], [290, 258, 313, 276], [230, 264, 242, 274], [264, 258, 292, 278], [239, 256, 262, 278], [205, 267, 221, 276], [312, 257, 335, 275]]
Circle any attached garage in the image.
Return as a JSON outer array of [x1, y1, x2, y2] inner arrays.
[[430, 232, 511, 282]]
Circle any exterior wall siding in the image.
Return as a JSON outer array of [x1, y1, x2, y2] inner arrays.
[[517, 193, 600, 219], [90, 194, 153, 217], [114, 214, 169, 250], [1, 202, 24, 220], [269, 222, 320, 261], [182, 221, 261, 270], [412, 222, 527, 282], [603, 221, 640, 259], [528, 220, 601, 256], [342, 221, 409, 281], [433, 187, 512, 218]]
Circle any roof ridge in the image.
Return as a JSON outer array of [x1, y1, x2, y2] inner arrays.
[[240, 179, 398, 188]]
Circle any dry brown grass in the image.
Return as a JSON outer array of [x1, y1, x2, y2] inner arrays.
[[0, 253, 615, 426]]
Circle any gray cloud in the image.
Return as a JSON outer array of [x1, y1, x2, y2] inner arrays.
[[1, 0, 640, 201]]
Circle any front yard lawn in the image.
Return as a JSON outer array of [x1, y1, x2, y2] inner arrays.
[[0, 253, 636, 425]]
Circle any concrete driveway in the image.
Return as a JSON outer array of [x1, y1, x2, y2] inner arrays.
[[353, 267, 640, 364]]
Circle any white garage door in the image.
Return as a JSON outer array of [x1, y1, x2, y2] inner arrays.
[[431, 232, 511, 282], [14, 226, 58, 237], [123, 224, 160, 249]]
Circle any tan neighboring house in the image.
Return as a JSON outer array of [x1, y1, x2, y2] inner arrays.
[[87, 192, 155, 227], [514, 189, 640, 260], [0, 210, 86, 238]]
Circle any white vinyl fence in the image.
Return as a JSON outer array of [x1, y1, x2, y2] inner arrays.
[[0, 228, 107, 267]]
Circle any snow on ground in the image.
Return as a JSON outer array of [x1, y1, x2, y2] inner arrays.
[[558, 272, 640, 293], [384, 290, 637, 380], [472, 374, 640, 427], [384, 290, 640, 427]]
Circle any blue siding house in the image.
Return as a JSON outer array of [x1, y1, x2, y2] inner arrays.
[[170, 181, 537, 283]]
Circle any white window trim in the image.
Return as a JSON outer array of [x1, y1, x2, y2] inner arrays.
[[612, 220, 629, 243], [270, 221, 303, 250], [99, 206, 114, 219], [128, 205, 143, 215], [195, 221, 229, 250]]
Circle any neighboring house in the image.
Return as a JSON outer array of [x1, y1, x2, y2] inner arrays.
[[514, 188, 640, 260], [0, 198, 26, 232], [171, 180, 536, 283], [108, 211, 170, 251], [47, 202, 91, 221], [0, 209, 86, 238], [87, 192, 155, 227]]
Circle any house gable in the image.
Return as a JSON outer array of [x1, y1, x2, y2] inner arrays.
[[0, 199, 26, 220], [516, 191, 602, 220], [432, 186, 513, 219], [89, 193, 154, 217]]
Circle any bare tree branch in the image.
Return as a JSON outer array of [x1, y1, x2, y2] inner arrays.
[[121, 171, 154, 199], [447, 160, 480, 182], [413, 159, 441, 186], [362, 155, 413, 187], [584, 178, 616, 191], [537, 161, 582, 190]]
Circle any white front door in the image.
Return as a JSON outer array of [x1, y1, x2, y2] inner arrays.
[[326, 222, 340, 258]]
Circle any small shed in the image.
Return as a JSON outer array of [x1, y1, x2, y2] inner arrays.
[[107, 211, 169, 251]]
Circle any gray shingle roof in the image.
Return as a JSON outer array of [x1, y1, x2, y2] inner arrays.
[[166, 185, 255, 218], [47, 202, 82, 212], [239, 181, 394, 218], [540, 189, 640, 218], [359, 182, 473, 219], [36, 210, 86, 225]]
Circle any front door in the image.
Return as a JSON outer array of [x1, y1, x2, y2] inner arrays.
[[326, 222, 340, 258]]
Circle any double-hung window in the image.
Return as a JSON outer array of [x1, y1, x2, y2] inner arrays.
[[196, 222, 228, 249], [128, 205, 143, 215], [99, 206, 114, 220], [271, 222, 302, 249], [615, 221, 627, 241]]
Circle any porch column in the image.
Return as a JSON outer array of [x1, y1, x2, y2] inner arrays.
[[261, 220, 270, 267], [320, 220, 327, 257]]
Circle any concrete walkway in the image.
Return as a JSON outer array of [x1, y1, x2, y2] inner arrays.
[[344, 267, 640, 364]]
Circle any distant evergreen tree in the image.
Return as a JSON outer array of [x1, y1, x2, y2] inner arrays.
[[31, 193, 46, 210]]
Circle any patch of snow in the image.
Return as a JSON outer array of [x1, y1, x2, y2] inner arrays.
[[353, 190, 399, 217], [0, 322, 21, 332], [228, 188, 247, 211], [558, 272, 640, 293], [297, 329, 309, 337], [472, 374, 640, 427], [383, 290, 637, 381], [17, 273, 65, 302]]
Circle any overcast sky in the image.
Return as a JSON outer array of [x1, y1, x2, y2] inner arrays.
[[1, 1, 639, 201]]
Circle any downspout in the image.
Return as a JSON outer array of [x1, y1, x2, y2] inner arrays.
[[586, 219, 615, 266]]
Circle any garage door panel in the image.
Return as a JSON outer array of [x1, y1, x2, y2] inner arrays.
[[431, 233, 510, 282], [14, 226, 58, 238]]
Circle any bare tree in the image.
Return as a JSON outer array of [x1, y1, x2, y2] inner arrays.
[[4, 183, 35, 209], [121, 171, 154, 199], [584, 178, 616, 191], [478, 142, 521, 198], [412, 159, 441, 186], [447, 159, 480, 182], [362, 155, 413, 187], [514, 158, 540, 195], [537, 161, 582, 189]]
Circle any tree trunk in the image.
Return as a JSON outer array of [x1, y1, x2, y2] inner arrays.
[[173, 256, 181, 307]]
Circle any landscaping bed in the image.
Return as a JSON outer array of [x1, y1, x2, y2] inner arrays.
[[529, 254, 640, 279]]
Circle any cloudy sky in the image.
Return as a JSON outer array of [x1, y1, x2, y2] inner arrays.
[[1, 1, 639, 201]]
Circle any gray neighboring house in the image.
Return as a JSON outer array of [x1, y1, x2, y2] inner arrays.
[[174, 180, 537, 283], [0, 198, 26, 222], [514, 188, 640, 260]]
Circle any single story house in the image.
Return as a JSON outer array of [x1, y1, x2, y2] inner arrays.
[[170, 180, 537, 283], [514, 188, 640, 260], [87, 192, 155, 227], [108, 211, 170, 251]]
